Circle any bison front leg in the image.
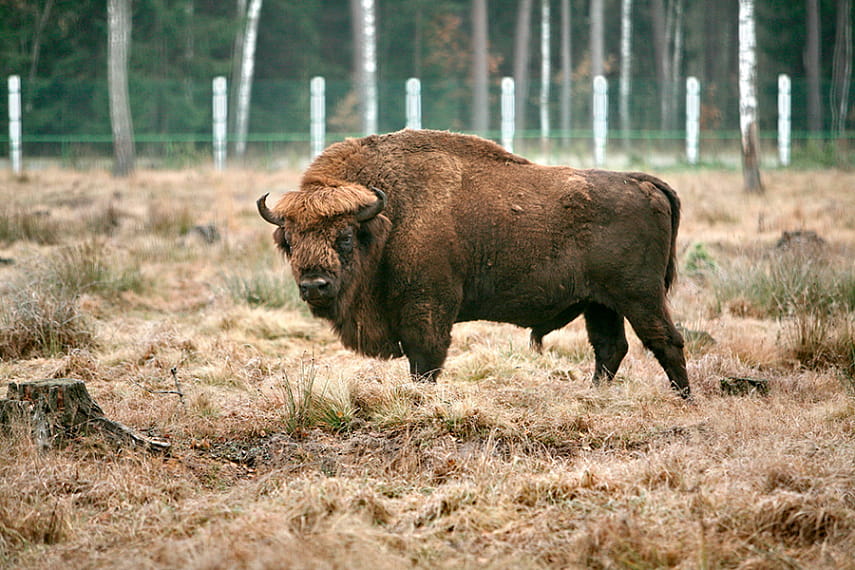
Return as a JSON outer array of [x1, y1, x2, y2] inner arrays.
[[623, 301, 690, 399], [398, 303, 456, 383]]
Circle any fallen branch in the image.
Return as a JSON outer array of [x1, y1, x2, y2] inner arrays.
[[129, 366, 188, 414]]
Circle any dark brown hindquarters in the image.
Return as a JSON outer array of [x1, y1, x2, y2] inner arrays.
[[618, 173, 689, 397]]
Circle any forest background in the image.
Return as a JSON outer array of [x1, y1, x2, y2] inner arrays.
[[0, 0, 851, 164]]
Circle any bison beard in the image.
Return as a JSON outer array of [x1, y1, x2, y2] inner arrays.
[[258, 129, 690, 398]]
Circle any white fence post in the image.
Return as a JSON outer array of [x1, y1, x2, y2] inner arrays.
[[212, 76, 227, 171], [686, 76, 700, 165], [310, 76, 326, 159], [406, 78, 421, 129], [593, 75, 608, 167], [501, 77, 515, 153], [8, 75, 22, 175], [778, 73, 791, 167]]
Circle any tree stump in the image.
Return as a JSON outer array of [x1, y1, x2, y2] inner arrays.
[[1, 379, 170, 452], [720, 376, 770, 397]]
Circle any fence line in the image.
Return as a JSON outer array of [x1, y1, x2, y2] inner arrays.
[[1, 73, 825, 172]]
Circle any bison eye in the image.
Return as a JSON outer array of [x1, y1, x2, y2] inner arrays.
[[336, 231, 354, 254]]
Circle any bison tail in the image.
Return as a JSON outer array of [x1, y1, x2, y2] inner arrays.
[[629, 172, 681, 292]]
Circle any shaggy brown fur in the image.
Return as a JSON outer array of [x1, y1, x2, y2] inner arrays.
[[260, 129, 689, 397]]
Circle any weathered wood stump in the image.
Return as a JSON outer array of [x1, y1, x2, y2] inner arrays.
[[1, 379, 170, 452], [720, 376, 770, 396]]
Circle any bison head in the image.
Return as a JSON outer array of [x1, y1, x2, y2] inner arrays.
[[257, 185, 389, 318]]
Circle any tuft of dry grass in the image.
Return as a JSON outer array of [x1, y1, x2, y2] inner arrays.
[[0, 207, 60, 245], [1, 167, 855, 568]]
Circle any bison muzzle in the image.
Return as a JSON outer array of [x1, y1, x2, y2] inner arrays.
[[258, 129, 690, 398]]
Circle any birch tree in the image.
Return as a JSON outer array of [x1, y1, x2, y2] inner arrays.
[[352, 0, 377, 135], [739, 0, 763, 193], [513, 0, 533, 136], [540, 0, 550, 148], [233, 0, 262, 158], [619, 0, 632, 145], [560, 0, 572, 137], [472, 0, 489, 134], [107, 0, 135, 177], [830, 0, 851, 139]]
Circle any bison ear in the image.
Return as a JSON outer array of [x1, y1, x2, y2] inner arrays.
[[354, 186, 386, 222], [273, 226, 291, 256]]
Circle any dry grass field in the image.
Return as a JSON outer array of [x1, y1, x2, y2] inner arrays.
[[1, 165, 854, 569]]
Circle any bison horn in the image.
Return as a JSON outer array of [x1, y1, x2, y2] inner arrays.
[[257, 193, 285, 226], [355, 186, 386, 222]]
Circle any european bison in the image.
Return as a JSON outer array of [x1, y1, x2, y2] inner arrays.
[[258, 129, 690, 397]]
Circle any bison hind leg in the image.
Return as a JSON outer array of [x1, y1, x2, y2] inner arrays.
[[584, 303, 629, 385], [529, 330, 545, 353], [530, 304, 586, 354]]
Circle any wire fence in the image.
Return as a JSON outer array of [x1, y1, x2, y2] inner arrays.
[[2, 76, 852, 168]]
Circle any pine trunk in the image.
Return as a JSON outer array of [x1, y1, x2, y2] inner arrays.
[[590, 0, 604, 79], [651, 0, 672, 132], [831, 0, 852, 140], [806, 0, 823, 132], [228, 0, 248, 146], [472, 0, 489, 134], [560, 0, 572, 137], [513, 0, 533, 136]]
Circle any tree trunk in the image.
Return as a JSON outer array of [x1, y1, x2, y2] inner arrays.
[[25, 0, 54, 113], [228, 0, 247, 148], [107, 0, 135, 177], [234, 0, 263, 158], [472, 0, 489, 134], [831, 0, 852, 139], [651, 0, 671, 132], [1, 379, 169, 452], [619, 0, 632, 146], [739, 0, 763, 193], [669, 0, 684, 133], [806, 0, 823, 132], [590, 0, 604, 79], [514, 0, 533, 137], [540, 0, 551, 151], [351, 0, 377, 135], [560, 0, 572, 137], [182, 0, 195, 102]]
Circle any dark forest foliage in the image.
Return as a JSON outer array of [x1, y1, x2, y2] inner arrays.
[[0, 0, 849, 138]]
